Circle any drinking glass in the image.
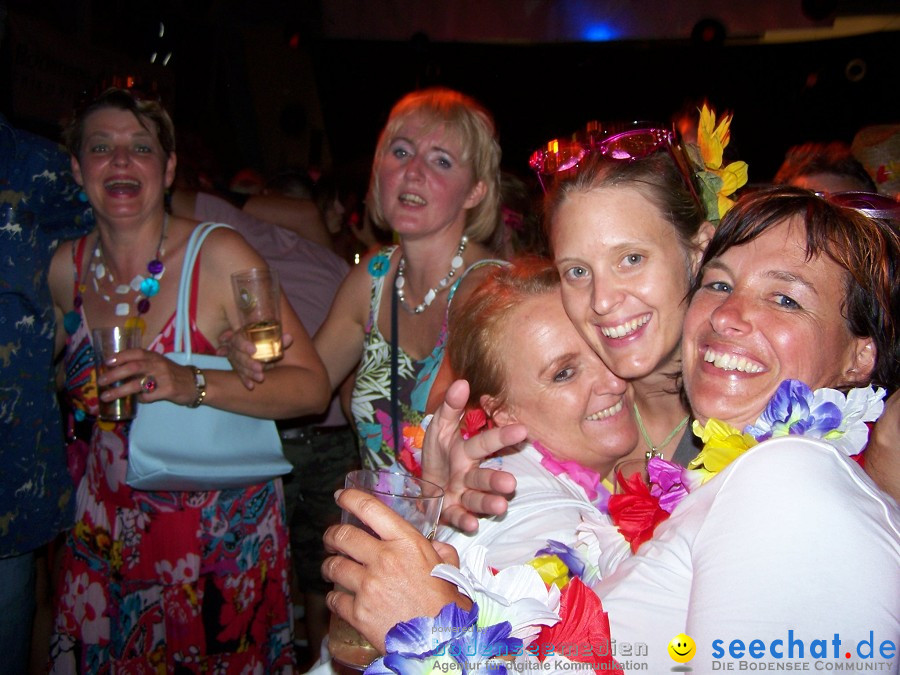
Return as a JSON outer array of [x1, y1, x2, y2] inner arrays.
[[231, 268, 283, 362], [613, 458, 650, 494], [92, 325, 143, 421], [328, 470, 444, 670]]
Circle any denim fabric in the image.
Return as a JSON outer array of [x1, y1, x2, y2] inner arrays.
[[0, 551, 36, 674]]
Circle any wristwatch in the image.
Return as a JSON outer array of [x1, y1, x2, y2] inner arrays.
[[188, 366, 207, 408]]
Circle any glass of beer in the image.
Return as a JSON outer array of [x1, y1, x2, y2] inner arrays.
[[231, 268, 283, 362], [328, 470, 444, 670], [92, 325, 143, 421]]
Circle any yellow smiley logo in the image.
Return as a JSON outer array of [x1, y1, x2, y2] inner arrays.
[[668, 633, 696, 663]]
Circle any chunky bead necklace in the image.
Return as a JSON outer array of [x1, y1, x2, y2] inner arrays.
[[394, 235, 468, 314], [88, 216, 167, 323]]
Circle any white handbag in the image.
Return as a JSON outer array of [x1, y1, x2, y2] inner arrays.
[[126, 222, 290, 491]]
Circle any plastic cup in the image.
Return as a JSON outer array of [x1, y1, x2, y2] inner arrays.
[[328, 470, 444, 670]]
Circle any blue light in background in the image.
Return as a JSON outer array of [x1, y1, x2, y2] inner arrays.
[[582, 23, 618, 42]]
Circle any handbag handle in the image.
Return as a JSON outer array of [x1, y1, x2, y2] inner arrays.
[[174, 222, 234, 356]]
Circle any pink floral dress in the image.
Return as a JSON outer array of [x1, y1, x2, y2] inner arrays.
[[50, 236, 295, 673]]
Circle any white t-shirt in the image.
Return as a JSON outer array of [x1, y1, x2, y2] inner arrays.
[[438, 442, 608, 570], [594, 436, 900, 672]]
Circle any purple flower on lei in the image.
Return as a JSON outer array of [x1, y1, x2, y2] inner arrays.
[[535, 540, 587, 580], [366, 602, 521, 675], [647, 457, 692, 514], [385, 602, 477, 658], [745, 379, 842, 442]]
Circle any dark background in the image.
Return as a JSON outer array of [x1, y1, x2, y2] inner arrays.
[[3, 0, 898, 194]]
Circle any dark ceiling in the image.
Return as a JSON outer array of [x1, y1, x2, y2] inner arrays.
[[3, 0, 898, 190]]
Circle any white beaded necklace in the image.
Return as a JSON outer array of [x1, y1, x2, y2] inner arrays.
[[89, 216, 168, 318], [394, 235, 468, 314]]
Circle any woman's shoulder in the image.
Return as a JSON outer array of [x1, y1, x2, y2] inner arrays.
[[322, 246, 396, 329], [711, 436, 898, 523], [179, 219, 266, 272], [49, 237, 81, 307], [727, 436, 868, 482]]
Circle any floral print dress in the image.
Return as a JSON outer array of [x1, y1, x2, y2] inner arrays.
[[50, 237, 294, 674], [350, 246, 448, 473]]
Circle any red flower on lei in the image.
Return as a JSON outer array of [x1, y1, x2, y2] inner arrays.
[[534, 577, 620, 672], [460, 407, 494, 440], [606, 470, 670, 553]]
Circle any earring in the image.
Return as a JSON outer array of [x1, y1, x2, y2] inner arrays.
[[77, 190, 89, 203]]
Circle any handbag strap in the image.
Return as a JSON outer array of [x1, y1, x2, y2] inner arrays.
[[174, 222, 234, 355], [390, 270, 401, 455]]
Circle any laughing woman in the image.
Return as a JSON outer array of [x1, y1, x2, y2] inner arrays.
[[436, 257, 642, 570], [48, 88, 329, 672]]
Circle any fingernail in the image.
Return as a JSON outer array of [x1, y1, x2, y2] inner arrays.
[[106, 356, 117, 365], [334, 488, 344, 501]]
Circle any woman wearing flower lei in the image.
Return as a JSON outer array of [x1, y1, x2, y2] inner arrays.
[[435, 256, 644, 577], [322, 186, 900, 673], [534, 106, 747, 476]]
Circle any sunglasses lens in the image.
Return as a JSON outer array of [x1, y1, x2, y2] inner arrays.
[[528, 141, 587, 176], [827, 191, 900, 220], [598, 128, 671, 160]]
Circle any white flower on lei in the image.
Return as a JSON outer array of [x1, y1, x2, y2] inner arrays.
[[814, 385, 886, 455], [744, 381, 885, 456], [574, 511, 631, 582], [431, 545, 560, 644]]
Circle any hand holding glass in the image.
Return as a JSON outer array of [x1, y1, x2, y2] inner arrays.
[[328, 470, 444, 670], [231, 268, 283, 362], [92, 325, 143, 421]]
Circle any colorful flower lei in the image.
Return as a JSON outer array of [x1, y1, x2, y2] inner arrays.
[[366, 546, 619, 675], [608, 379, 885, 552], [685, 102, 749, 221]]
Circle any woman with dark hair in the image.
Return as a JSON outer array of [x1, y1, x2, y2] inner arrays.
[[48, 88, 330, 672]]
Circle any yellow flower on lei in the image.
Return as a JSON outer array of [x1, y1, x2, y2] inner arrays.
[[688, 418, 758, 485], [527, 554, 570, 589], [692, 103, 749, 220]]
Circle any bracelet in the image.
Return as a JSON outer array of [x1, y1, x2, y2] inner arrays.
[[187, 366, 207, 408]]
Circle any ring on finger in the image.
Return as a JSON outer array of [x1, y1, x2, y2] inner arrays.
[[140, 374, 158, 394]]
